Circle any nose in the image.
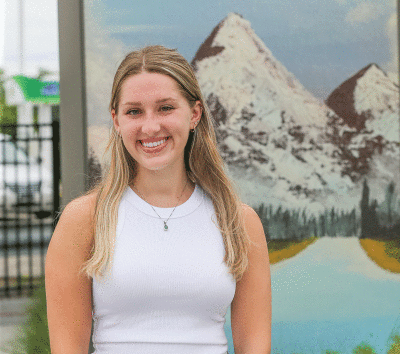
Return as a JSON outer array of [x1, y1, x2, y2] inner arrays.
[[141, 111, 161, 135]]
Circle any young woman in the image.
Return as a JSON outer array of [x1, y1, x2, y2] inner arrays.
[[45, 45, 271, 354]]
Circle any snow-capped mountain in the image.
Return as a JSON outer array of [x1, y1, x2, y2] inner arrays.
[[325, 64, 399, 199], [192, 13, 355, 212], [327, 64, 399, 142], [192, 13, 332, 130]]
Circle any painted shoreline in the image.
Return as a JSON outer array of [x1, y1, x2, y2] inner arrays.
[[268, 237, 317, 265], [359, 238, 400, 274]]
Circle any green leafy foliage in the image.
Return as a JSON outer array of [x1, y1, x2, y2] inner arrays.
[[388, 334, 400, 354], [352, 342, 376, 354], [1, 278, 51, 354], [0, 68, 18, 138], [385, 239, 400, 261]]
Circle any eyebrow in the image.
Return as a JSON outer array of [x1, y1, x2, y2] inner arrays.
[[121, 97, 178, 106]]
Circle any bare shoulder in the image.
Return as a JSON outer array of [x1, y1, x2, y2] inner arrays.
[[241, 203, 260, 219], [241, 203, 266, 244], [60, 191, 98, 222], [49, 191, 98, 254]]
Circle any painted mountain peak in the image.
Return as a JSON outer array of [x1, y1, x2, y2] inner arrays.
[[192, 12, 333, 129], [325, 64, 399, 193], [192, 13, 356, 213], [326, 64, 399, 142], [191, 13, 243, 66]]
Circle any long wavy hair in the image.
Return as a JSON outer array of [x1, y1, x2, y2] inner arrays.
[[82, 45, 251, 282]]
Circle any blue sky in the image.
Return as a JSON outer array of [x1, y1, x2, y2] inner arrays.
[[89, 0, 397, 99]]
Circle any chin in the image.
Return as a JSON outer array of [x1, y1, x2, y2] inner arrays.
[[139, 160, 170, 172]]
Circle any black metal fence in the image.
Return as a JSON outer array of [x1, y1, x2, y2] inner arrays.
[[0, 122, 60, 298]]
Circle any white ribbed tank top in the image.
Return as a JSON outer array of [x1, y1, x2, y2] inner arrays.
[[91, 184, 236, 354]]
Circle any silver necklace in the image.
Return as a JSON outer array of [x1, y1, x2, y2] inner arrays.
[[132, 179, 189, 231]]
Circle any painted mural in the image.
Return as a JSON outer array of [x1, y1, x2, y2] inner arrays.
[[83, 1, 400, 353]]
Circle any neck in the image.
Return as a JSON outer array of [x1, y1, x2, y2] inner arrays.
[[130, 166, 195, 208]]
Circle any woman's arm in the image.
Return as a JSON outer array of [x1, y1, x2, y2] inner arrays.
[[45, 194, 96, 354], [231, 204, 272, 354]]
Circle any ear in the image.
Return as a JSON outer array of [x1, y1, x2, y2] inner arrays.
[[111, 109, 120, 134], [190, 101, 202, 129]]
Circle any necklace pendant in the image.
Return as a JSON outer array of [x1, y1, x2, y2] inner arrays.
[[164, 222, 168, 231]]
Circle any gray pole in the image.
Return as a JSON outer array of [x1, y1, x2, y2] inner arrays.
[[57, 1, 92, 351], [18, 0, 24, 73], [57, 0, 88, 207]]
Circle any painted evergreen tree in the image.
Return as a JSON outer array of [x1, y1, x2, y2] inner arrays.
[[369, 199, 380, 238], [360, 179, 370, 238], [386, 181, 395, 225], [319, 214, 326, 236]]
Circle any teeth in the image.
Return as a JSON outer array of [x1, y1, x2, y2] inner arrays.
[[141, 137, 168, 148]]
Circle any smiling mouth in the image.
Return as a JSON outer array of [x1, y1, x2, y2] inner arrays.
[[139, 137, 170, 148]]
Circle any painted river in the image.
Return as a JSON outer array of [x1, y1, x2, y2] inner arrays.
[[224, 236, 400, 354]]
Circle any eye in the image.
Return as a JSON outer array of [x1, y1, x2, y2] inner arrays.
[[160, 105, 174, 112], [126, 108, 141, 116]]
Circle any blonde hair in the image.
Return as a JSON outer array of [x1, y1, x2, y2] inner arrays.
[[82, 45, 251, 282]]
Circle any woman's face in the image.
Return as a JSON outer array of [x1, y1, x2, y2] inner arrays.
[[112, 72, 201, 173]]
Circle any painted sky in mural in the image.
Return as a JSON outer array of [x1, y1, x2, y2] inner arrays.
[[86, 0, 397, 100]]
